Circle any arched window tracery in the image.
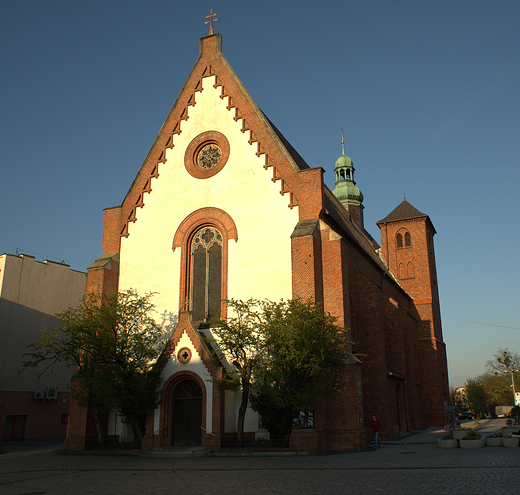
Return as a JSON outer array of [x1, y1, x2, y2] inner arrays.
[[189, 226, 223, 323], [397, 230, 412, 249], [173, 207, 237, 322]]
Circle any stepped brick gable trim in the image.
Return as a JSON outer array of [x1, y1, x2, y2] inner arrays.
[[101, 34, 329, 252], [160, 317, 220, 378]]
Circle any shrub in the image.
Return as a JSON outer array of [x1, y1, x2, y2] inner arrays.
[[462, 428, 481, 440]]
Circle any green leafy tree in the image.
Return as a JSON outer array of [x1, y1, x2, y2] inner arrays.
[[211, 298, 351, 444], [486, 373, 513, 407], [460, 372, 516, 419], [464, 376, 488, 418], [22, 290, 167, 444], [210, 298, 265, 446], [251, 299, 351, 436], [486, 348, 520, 404]]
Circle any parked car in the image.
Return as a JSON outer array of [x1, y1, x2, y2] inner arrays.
[[457, 412, 475, 421]]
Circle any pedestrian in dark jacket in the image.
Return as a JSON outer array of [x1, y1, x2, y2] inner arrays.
[[370, 415, 383, 449]]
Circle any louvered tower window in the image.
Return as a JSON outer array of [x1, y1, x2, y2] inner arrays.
[[397, 231, 412, 249], [190, 226, 223, 322]]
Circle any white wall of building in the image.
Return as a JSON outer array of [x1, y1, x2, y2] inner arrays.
[[118, 75, 298, 313], [117, 76, 299, 434]]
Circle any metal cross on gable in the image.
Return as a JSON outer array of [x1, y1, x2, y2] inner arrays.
[[205, 9, 218, 35]]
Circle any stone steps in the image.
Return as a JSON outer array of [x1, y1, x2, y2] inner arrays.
[[139, 446, 214, 458]]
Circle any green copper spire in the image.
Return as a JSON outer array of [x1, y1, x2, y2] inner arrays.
[[332, 128, 363, 205]]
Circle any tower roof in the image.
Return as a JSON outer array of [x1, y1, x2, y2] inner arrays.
[[377, 199, 428, 223], [335, 153, 353, 169], [332, 131, 363, 205], [377, 200, 425, 223], [377, 199, 436, 233]]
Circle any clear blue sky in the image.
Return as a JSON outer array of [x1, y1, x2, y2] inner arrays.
[[2, 1, 519, 388]]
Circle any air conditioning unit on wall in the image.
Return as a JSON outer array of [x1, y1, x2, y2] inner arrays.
[[34, 390, 45, 400], [45, 387, 58, 400]]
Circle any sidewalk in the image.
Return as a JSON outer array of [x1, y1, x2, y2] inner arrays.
[[0, 419, 507, 457], [1, 424, 519, 495], [0, 438, 64, 456], [383, 418, 508, 445]]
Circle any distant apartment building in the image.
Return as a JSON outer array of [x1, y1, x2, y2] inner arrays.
[[0, 253, 86, 442]]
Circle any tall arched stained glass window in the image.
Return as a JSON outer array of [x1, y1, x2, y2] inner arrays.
[[190, 226, 223, 322]]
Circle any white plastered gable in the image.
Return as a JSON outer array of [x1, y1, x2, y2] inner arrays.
[[118, 74, 299, 316]]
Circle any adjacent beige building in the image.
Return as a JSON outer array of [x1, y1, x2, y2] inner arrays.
[[0, 253, 86, 442]]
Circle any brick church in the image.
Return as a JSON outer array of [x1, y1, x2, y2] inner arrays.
[[65, 29, 449, 452]]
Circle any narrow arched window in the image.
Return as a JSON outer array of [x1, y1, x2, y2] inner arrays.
[[190, 226, 223, 322], [404, 232, 411, 247], [396, 233, 403, 249]]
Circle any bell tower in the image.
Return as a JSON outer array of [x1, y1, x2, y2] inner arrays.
[[332, 130, 364, 229], [377, 199, 449, 423]]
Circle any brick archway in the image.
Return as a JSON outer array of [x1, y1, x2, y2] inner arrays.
[[159, 371, 207, 448], [172, 207, 238, 251]]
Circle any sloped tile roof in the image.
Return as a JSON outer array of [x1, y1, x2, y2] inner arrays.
[[377, 200, 426, 224]]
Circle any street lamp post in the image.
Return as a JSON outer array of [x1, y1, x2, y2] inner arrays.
[[511, 369, 519, 406]]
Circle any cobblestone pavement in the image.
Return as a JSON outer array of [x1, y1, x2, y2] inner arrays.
[[1, 420, 519, 495]]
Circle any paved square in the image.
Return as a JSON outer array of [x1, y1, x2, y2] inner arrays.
[[1, 421, 518, 495]]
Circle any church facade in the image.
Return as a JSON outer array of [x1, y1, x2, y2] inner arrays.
[[65, 33, 448, 452]]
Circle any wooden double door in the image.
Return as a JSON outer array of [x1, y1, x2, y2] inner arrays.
[[172, 380, 202, 446]]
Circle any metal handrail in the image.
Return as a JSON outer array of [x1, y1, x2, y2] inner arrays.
[[201, 426, 216, 436], [144, 426, 167, 438]]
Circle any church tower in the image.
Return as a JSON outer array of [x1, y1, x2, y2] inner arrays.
[[332, 131, 364, 229], [377, 200, 449, 423]]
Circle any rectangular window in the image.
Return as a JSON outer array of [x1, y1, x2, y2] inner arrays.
[[2, 415, 27, 440]]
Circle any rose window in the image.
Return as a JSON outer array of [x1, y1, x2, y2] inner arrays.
[[197, 144, 222, 170]]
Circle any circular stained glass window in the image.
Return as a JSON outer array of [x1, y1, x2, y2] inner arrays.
[[177, 347, 192, 364], [197, 144, 222, 170], [185, 131, 229, 179]]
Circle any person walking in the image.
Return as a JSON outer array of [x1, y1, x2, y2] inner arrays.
[[370, 415, 383, 449]]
